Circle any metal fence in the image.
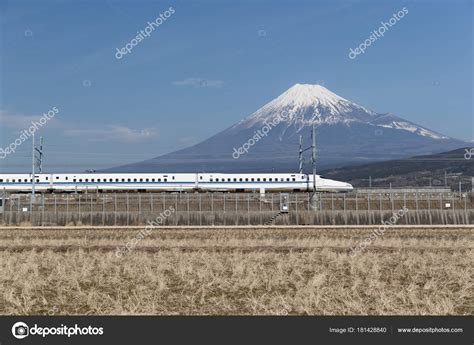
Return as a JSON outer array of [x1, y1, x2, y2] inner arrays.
[[1, 191, 473, 226]]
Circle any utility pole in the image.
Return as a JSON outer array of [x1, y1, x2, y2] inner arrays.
[[297, 126, 318, 209], [35, 136, 43, 173], [30, 135, 44, 204], [298, 131, 314, 187], [31, 133, 36, 203], [310, 124, 318, 210], [312, 124, 316, 194], [298, 135, 304, 174]]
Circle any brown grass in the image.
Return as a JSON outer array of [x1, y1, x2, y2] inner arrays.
[[0, 226, 472, 315]]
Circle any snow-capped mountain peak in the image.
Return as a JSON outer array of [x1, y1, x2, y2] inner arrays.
[[233, 83, 452, 141], [269, 83, 349, 108], [236, 83, 376, 129]]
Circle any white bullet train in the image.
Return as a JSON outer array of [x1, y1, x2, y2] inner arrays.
[[0, 172, 353, 193]]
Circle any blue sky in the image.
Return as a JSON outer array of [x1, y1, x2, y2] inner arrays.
[[0, 0, 472, 172]]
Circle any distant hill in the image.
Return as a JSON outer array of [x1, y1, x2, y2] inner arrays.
[[104, 84, 466, 173], [320, 148, 473, 191]]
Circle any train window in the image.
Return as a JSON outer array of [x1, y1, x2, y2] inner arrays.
[[12, 179, 15, 183], [146, 178, 149, 182], [152, 178, 155, 182], [85, 179, 89, 182], [227, 178, 231, 182], [128, 179, 131, 182], [172, 176, 175, 180], [245, 178, 248, 182], [134, 179, 137, 182], [263, 178, 266, 182], [36, 179, 39, 182], [79, 179, 82, 182], [109, 178, 113, 182], [158, 178, 161, 182], [200, 176, 203, 180], [56, 176, 59, 180], [91, 179, 95, 182], [257, 178, 260, 182], [65, 177, 68, 181], [46, 177, 48, 181], [269, 178, 272, 182], [121, 179, 124, 182], [0, 179, 3, 182], [140, 179, 143, 182], [292, 178, 296, 181], [73, 179, 77, 182], [97, 179, 101, 182], [239, 178, 243, 182], [286, 178, 290, 181], [251, 178, 254, 182], [210, 178, 213, 182], [233, 178, 237, 182], [164, 178, 167, 182], [115, 179, 119, 182], [216, 178, 219, 182], [24, 179, 28, 182]]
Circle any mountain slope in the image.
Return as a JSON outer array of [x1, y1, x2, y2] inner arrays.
[[320, 147, 473, 190], [106, 84, 466, 173]]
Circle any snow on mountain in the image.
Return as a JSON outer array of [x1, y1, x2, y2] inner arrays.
[[367, 113, 450, 140], [234, 83, 450, 140]]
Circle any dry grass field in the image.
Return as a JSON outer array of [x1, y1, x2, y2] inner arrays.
[[0, 226, 472, 315]]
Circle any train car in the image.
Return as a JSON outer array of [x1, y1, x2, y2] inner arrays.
[[0, 172, 353, 193]]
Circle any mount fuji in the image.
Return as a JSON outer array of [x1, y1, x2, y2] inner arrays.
[[107, 84, 466, 172]]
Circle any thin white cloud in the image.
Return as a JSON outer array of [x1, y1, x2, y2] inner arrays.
[[63, 125, 158, 142], [1, 111, 157, 142], [172, 78, 223, 88], [0, 111, 59, 129]]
